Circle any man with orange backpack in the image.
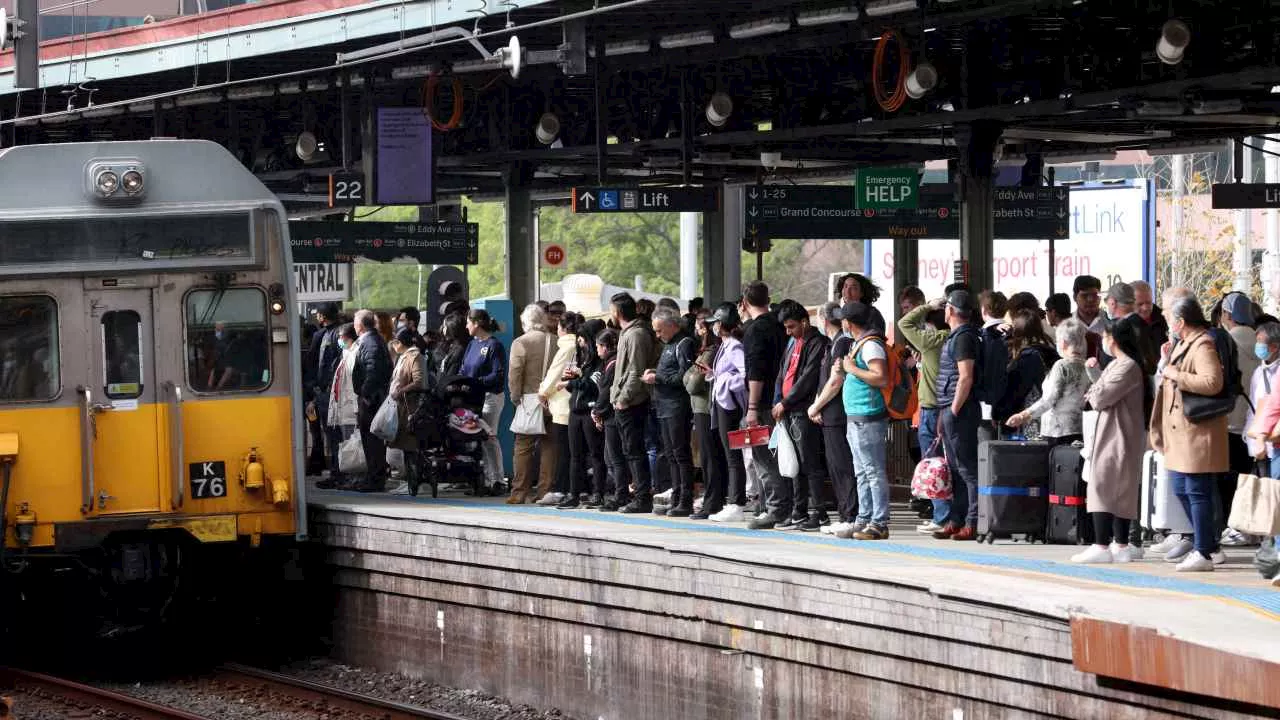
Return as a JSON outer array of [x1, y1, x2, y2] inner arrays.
[[836, 301, 900, 540]]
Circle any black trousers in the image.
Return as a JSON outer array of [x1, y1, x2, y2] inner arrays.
[[603, 421, 630, 502], [714, 404, 747, 507], [786, 412, 830, 517], [822, 423, 858, 523], [1091, 512, 1132, 546], [568, 412, 606, 497], [695, 412, 726, 515], [551, 422, 570, 494], [660, 410, 696, 510], [307, 393, 326, 471], [940, 401, 981, 528], [356, 396, 388, 485], [616, 403, 653, 499]]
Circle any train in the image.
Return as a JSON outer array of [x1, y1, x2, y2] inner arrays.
[[0, 139, 307, 642]]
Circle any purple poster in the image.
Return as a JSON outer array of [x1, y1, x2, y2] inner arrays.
[[375, 107, 434, 205]]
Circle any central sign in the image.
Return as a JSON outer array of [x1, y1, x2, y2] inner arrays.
[[288, 221, 479, 265], [856, 168, 921, 211], [571, 186, 719, 214], [294, 262, 352, 302]]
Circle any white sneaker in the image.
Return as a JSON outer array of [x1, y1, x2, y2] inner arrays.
[[917, 521, 944, 534], [1150, 534, 1185, 554], [835, 522, 862, 539], [654, 489, 673, 505], [1163, 539, 1195, 563], [693, 497, 704, 513], [1072, 545, 1114, 564], [1175, 551, 1215, 572], [1211, 550, 1227, 566], [710, 505, 745, 523], [1271, 575, 1280, 588], [1126, 544, 1145, 560], [1221, 529, 1260, 547], [1108, 543, 1136, 563], [820, 522, 838, 535], [536, 492, 564, 506]]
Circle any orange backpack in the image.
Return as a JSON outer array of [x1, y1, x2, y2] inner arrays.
[[850, 335, 919, 422]]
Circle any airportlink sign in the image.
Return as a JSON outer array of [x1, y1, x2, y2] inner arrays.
[[855, 167, 922, 211], [744, 184, 1068, 240], [571, 186, 719, 214]]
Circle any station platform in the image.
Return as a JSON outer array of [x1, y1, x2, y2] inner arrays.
[[308, 485, 1280, 720]]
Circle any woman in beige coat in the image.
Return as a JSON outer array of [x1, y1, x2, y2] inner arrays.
[[1151, 296, 1228, 572], [536, 312, 581, 506], [1073, 319, 1151, 564]]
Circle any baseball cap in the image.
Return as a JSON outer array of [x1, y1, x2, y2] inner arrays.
[[710, 302, 740, 326], [1105, 282, 1135, 306], [1223, 291, 1257, 327], [946, 290, 975, 313], [834, 301, 871, 326]]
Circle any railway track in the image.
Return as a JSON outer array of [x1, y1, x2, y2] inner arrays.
[[0, 667, 209, 719], [213, 663, 473, 720]]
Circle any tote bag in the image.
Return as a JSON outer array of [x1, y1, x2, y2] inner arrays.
[[510, 334, 553, 435], [1228, 472, 1280, 537]]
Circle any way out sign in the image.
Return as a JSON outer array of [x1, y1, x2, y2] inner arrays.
[[856, 167, 922, 211], [294, 263, 352, 302]]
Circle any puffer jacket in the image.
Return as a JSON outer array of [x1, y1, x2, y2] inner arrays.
[[568, 353, 602, 414], [539, 333, 577, 425], [327, 345, 360, 428], [352, 331, 393, 406]]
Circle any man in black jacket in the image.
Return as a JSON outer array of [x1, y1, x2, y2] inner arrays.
[[644, 307, 697, 516], [739, 281, 789, 530], [772, 303, 832, 531], [310, 303, 346, 488], [351, 309, 394, 492]]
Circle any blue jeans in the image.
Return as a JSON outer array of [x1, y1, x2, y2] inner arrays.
[[1168, 470, 1219, 558], [847, 418, 890, 527], [1269, 455, 1280, 479], [918, 407, 950, 524]]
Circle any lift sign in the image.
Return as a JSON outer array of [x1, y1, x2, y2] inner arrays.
[[189, 461, 228, 499]]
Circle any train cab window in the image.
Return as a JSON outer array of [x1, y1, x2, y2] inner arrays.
[[102, 311, 144, 399], [185, 288, 271, 393], [0, 296, 59, 402]]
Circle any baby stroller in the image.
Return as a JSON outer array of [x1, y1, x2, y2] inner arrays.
[[408, 374, 489, 498]]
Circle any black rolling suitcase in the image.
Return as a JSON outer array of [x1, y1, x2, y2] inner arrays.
[[1046, 443, 1093, 545], [977, 440, 1051, 544]]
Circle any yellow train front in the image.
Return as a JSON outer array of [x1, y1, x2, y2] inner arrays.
[[0, 140, 306, 640]]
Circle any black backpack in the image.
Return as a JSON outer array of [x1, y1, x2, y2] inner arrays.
[[976, 325, 1009, 405]]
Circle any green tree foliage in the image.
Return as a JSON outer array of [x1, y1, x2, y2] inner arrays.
[[537, 207, 684, 296]]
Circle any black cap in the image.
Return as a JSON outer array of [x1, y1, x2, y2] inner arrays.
[[834, 301, 871, 326], [946, 290, 975, 313], [710, 303, 740, 326]]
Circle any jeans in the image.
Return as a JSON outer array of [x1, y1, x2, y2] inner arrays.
[[659, 410, 696, 510], [694, 412, 725, 515], [615, 403, 653, 499], [1169, 470, 1220, 557], [786, 411, 830, 517], [1270, 455, 1280, 479], [480, 392, 505, 488], [939, 401, 980, 528], [846, 418, 890, 527], [714, 404, 747, 506], [918, 407, 950, 525], [603, 421, 630, 502], [822, 424, 857, 522], [647, 406, 668, 493], [568, 412, 605, 497]]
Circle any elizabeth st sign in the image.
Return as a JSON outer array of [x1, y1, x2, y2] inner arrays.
[[571, 186, 720, 214], [288, 221, 480, 265], [744, 185, 1069, 240]]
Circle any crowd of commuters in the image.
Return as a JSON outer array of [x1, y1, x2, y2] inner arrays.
[[302, 271, 1280, 586]]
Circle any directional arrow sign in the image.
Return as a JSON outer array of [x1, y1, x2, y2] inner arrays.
[[288, 221, 480, 265], [572, 186, 719, 214]]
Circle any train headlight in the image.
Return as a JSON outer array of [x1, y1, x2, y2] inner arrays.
[[95, 170, 120, 196], [268, 282, 287, 315], [121, 170, 144, 195]]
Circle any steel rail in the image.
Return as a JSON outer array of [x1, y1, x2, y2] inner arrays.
[[218, 663, 473, 720], [0, 667, 211, 720]]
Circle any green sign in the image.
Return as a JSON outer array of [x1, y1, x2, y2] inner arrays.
[[855, 168, 921, 210]]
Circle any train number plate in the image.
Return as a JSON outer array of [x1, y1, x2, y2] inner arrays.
[[189, 461, 228, 499]]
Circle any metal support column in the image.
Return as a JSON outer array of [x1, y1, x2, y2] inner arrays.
[[703, 184, 744, 303], [504, 163, 536, 312], [956, 121, 1002, 293], [892, 234, 918, 326]]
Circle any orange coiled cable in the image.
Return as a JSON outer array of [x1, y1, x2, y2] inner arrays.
[[872, 29, 910, 113], [423, 73, 465, 132]]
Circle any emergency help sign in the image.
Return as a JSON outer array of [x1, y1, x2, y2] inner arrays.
[[294, 263, 352, 302]]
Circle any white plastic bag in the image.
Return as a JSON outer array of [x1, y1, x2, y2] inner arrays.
[[338, 431, 366, 475], [371, 396, 399, 442], [510, 393, 546, 435], [1080, 409, 1099, 482], [774, 423, 800, 479]]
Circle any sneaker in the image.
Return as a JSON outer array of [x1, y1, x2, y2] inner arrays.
[[1163, 539, 1195, 563], [1150, 534, 1185, 554], [666, 506, 693, 518], [555, 496, 580, 509], [748, 514, 781, 530], [583, 494, 604, 509], [709, 505, 745, 523], [1211, 550, 1227, 566], [652, 505, 669, 516], [692, 497, 704, 514], [1221, 529, 1260, 547], [1109, 543, 1138, 563], [1125, 544, 1145, 560], [852, 524, 888, 540], [619, 499, 653, 514], [820, 522, 838, 535], [837, 521, 866, 539], [800, 514, 825, 532], [387, 481, 412, 496], [1175, 551, 1215, 572], [917, 521, 945, 535], [1272, 575, 1280, 588], [536, 492, 564, 506], [1072, 545, 1114, 564], [776, 515, 805, 531], [654, 489, 673, 505], [315, 476, 343, 490]]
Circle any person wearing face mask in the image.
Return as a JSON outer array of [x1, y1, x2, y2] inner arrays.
[[1245, 322, 1280, 478], [319, 324, 361, 489]]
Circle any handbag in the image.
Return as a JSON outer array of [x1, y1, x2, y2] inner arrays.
[[1228, 472, 1280, 537], [910, 436, 952, 500], [338, 432, 366, 474], [1171, 339, 1238, 423], [510, 334, 554, 435], [371, 396, 399, 442]]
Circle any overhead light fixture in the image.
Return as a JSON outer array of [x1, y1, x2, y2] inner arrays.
[[659, 30, 716, 49], [1045, 151, 1117, 164], [603, 39, 651, 56], [295, 131, 319, 161], [796, 6, 859, 26], [227, 85, 275, 101], [497, 35, 523, 79], [728, 17, 791, 40], [1156, 19, 1190, 65], [278, 81, 302, 95], [1134, 99, 1184, 116], [864, 0, 917, 18], [706, 92, 733, 127], [1144, 139, 1229, 156], [535, 112, 560, 145], [391, 64, 434, 80], [82, 105, 124, 119], [905, 62, 938, 99], [128, 101, 158, 114], [1191, 99, 1243, 115], [174, 92, 221, 107]]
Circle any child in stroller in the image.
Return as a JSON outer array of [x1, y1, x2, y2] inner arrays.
[[409, 374, 494, 497]]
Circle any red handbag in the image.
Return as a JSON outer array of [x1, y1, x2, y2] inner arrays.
[[910, 437, 953, 500], [727, 426, 771, 450]]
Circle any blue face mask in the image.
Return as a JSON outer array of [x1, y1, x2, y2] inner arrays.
[[1256, 343, 1271, 362]]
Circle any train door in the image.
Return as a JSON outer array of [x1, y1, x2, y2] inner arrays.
[[86, 290, 164, 515]]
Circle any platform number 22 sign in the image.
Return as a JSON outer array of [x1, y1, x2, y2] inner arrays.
[[189, 461, 228, 499]]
